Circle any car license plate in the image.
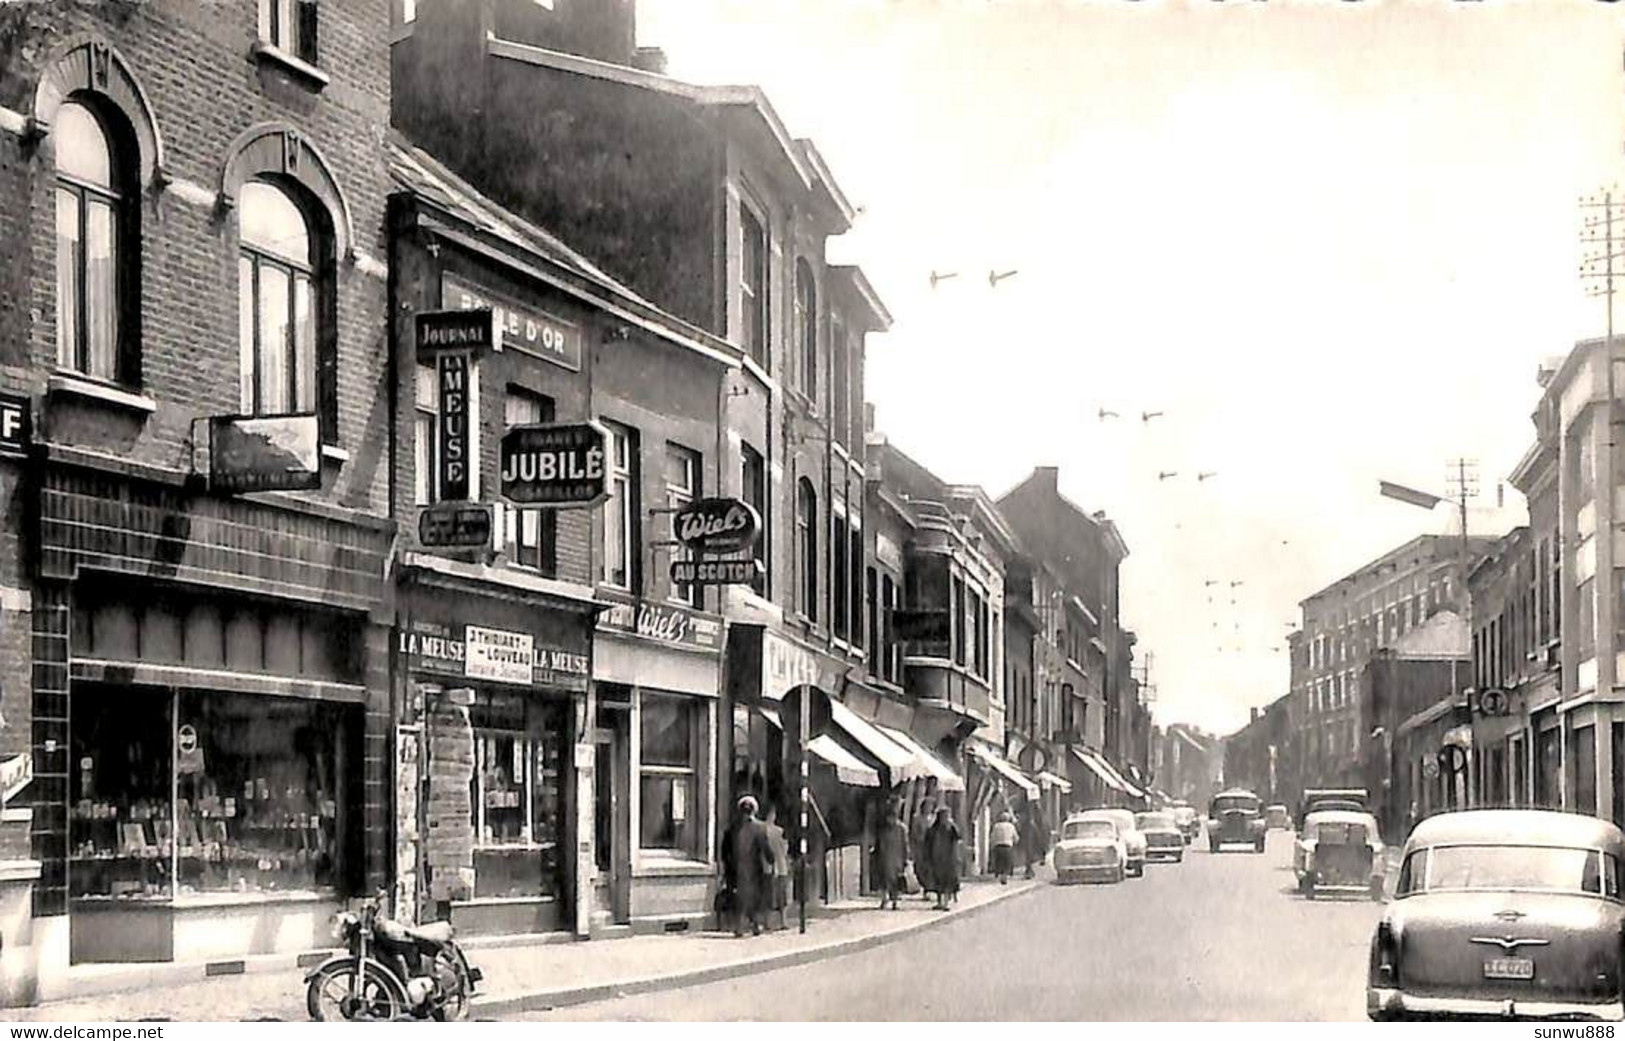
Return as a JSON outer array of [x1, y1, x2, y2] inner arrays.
[[1483, 957, 1535, 981]]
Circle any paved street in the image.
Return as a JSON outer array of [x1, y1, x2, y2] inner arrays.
[[519, 829, 1385, 1021]]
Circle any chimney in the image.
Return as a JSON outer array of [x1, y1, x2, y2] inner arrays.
[[864, 402, 876, 434], [631, 46, 667, 74], [1250, 707, 1260, 724], [1033, 466, 1060, 494]]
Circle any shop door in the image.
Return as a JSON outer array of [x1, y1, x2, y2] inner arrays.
[[592, 703, 631, 924]]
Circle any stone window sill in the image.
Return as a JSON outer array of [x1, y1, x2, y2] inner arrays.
[[48, 372, 156, 415], [250, 40, 331, 91], [321, 443, 349, 464]]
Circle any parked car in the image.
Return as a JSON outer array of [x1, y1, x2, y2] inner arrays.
[[1265, 804, 1292, 830], [1294, 808, 1385, 900], [1053, 815, 1129, 885], [1080, 807, 1146, 877], [1367, 809, 1625, 1021], [1134, 811, 1186, 863], [1207, 789, 1267, 853], [1170, 805, 1201, 844]]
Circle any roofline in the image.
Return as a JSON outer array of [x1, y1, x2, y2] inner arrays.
[[1299, 533, 1481, 610], [389, 139, 742, 369], [829, 265, 893, 330], [487, 34, 859, 224]]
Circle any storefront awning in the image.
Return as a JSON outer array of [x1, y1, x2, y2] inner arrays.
[[1099, 756, 1146, 799], [1071, 747, 1126, 793], [828, 700, 923, 782], [876, 725, 966, 793], [1037, 770, 1072, 793], [808, 735, 882, 787], [968, 744, 1040, 800], [756, 706, 881, 787]]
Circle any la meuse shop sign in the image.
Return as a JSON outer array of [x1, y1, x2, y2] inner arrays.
[[401, 619, 589, 691]]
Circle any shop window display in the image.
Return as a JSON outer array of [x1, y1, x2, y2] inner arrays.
[[640, 693, 704, 857], [71, 684, 353, 904], [468, 690, 566, 900]]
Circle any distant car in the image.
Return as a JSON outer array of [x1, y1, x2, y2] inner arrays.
[[1294, 809, 1385, 900], [1135, 811, 1186, 863], [1368, 809, 1625, 1022], [1207, 789, 1267, 853], [1298, 788, 1369, 834], [1170, 806, 1201, 844], [1265, 804, 1292, 830], [1053, 815, 1128, 885], [1080, 808, 1146, 877]]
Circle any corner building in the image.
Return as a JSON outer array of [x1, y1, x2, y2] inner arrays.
[[0, 0, 396, 999]]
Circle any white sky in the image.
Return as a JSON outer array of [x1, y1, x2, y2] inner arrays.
[[637, 0, 1625, 735]]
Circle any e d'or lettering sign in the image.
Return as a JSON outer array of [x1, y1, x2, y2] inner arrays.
[[671, 497, 760, 554], [500, 422, 609, 507], [670, 557, 764, 587]]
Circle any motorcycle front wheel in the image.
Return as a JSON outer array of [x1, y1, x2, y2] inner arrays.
[[431, 952, 473, 1022], [306, 961, 408, 1021]]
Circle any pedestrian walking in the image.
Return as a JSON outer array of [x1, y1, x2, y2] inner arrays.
[[762, 803, 791, 929], [1021, 806, 1047, 879], [924, 805, 961, 910], [876, 797, 909, 910], [721, 795, 774, 937], [911, 796, 937, 902], [990, 810, 1019, 884]]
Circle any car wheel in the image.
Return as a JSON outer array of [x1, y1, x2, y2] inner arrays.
[[1305, 884, 1316, 901], [1254, 839, 1266, 853], [1112, 866, 1124, 884], [1133, 862, 1144, 878], [1369, 879, 1385, 902], [1297, 875, 1313, 896]]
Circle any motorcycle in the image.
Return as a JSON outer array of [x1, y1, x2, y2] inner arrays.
[[305, 891, 482, 1021]]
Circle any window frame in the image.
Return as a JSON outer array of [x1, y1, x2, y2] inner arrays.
[[665, 443, 702, 607], [259, 0, 321, 67], [413, 361, 437, 506], [739, 202, 770, 370], [504, 387, 558, 575], [53, 98, 136, 387], [741, 443, 768, 597], [637, 692, 707, 860], [601, 420, 639, 592], [797, 477, 818, 623]]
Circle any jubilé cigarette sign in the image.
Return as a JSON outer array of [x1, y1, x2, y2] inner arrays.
[[500, 421, 609, 507]]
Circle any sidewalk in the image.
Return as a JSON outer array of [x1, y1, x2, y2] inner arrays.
[[4, 875, 1044, 1022]]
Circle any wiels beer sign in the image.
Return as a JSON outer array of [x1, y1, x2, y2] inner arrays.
[[672, 498, 760, 554]]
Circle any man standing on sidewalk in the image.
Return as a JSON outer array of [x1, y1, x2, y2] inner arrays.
[[723, 796, 774, 937], [876, 798, 909, 910], [762, 803, 791, 929]]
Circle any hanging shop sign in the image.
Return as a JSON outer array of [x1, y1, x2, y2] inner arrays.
[[0, 393, 31, 458], [443, 275, 583, 372], [762, 629, 841, 701], [436, 352, 472, 502], [596, 589, 723, 650], [207, 413, 322, 494], [401, 619, 590, 691], [671, 498, 761, 554], [670, 557, 764, 586], [417, 502, 493, 550], [499, 422, 608, 506], [415, 307, 498, 355]]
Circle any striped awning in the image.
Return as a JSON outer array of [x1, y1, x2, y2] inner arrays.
[[1100, 756, 1146, 799], [968, 744, 1039, 800], [1037, 770, 1072, 793], [828, 701, 923, 782], [756, 707, 880, 787], [1072, 747, 1125, 793], [877, 725, 966, 793]]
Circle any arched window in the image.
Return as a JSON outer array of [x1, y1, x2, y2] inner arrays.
[[55, 99, 131, 382], [238, 179, 323, 419], [797, 477, 818, 622], [794, 260, 817, 400]]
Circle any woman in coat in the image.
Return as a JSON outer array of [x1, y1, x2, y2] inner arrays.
[[876, 798, 909, 910], [923, 805, 961, 910], [910, 797, 937, 900]]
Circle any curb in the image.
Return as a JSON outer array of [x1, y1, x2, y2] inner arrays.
[[470, 880, 1044, 1018]]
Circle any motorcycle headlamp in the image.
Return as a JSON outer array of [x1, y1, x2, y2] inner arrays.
[[329, 910, 359, 943]]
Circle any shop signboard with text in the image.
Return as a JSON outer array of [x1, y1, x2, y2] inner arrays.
[[500, 422, 609, 507], [596, 588, 723, 652], [207, 413, 322, 494], [443, 275, 583, 372], [761, 629, 842, 702], [401, 619, 589, 692]]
